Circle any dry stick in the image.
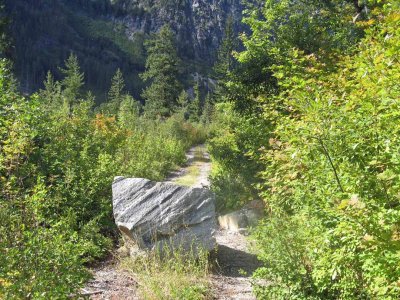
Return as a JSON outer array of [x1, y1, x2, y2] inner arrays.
[[80, 289, 104, 296], [317, 137, 345, 193], [68, 290, 104, 298]]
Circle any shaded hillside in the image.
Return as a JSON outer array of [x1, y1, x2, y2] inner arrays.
[[4, 0, 242, 102]]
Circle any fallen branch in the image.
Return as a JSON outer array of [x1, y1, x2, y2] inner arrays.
[[81, 289, 104, 296], [69, 289, 104, 298]]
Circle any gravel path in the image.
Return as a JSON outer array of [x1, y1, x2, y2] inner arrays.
[[83, 259, 139, 300], [211, 230, 260, 300], [83, 145, 260, 299], [165, 144, 211, 188]]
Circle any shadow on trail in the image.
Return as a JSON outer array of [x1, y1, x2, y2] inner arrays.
[[211, 244, 262, 278], [190, 154, 210, 164]]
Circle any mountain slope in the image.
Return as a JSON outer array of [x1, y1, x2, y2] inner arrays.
[[5, 0, 242, 102]]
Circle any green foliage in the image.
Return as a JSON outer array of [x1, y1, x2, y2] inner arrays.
[[119, 114, 207, 181], [253, 215, 324, 299], [226, 0, 367, 114], [0, 208, 90, 299], [141, 25, 183, 118], [208, 102, 270, 212], [177, 89, 190, 117], [121, 244, 211, 300], [60, 53, 85, 115], [0, 51, 206, 298], [208, 0, 400, 298], [213, 15, 238, 80], [118, 94, 141, 128], [200, 93, 213, 125], [189, 81, 202, 122], [100, 68, 133, 116], [106, 68, 125, 114], [250, 3, 400, 299], [0, 60, 89, 298]]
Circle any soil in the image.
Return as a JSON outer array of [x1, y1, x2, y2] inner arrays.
[[82, 145, 260, 299], [211, 230, 261, 300], [165, 144, 211, 188], [82, 259, 139, 300]]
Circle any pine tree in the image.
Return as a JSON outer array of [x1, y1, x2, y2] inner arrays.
[[118, 94, 141, 129], [43, 71, 56, 95], [189, 80, 202, 122], [176, 89, 190, 118], [214, 16, 238, 79], [106, 68, 125, 115], [60, 53, 84, 116], [201, 93, 213, 124], [141, 25, 182, 118], [40, 71, 62, 112]]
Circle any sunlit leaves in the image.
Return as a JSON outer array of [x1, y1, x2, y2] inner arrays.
[[252, 2, 400, 299]]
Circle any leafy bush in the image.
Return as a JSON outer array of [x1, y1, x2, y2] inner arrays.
[[252, 3, 400, 299], [119, 113, 207, 181], [0, 55, 206, 298], [0, 61, 90, 298], [253, 215, 324, 299], [208, 102, 269, 212]]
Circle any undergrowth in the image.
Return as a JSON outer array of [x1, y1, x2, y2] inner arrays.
[[120, 244, 212, 300]]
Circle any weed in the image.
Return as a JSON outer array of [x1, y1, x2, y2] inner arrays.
[[120, 244, 212, 300]]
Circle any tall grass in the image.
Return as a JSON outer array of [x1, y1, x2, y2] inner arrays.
[[120, 244, 212, 300]]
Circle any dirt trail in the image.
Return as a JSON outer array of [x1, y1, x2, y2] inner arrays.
[[83, 145, 259, 299], [211, 230, 260, 300], [165, 144, 211, 188]]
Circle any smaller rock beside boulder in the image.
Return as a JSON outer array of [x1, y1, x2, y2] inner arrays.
[[112, 177, 216, 256], [218, 200, 264, 233]]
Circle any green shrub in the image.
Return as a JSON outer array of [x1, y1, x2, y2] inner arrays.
[[118, 114, 207, 181], [253, 215, 324, 300], [0, 55, 206, 298], [252, 4, 400, 299], [208, 102, 269, 212]]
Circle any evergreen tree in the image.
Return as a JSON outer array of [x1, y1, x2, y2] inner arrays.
[[141, 25, 182, 118], [43, 71, 56, 96], [60, 53, 84, 116], [201, 93, 213, 124], [118, 94, 140, 129], [214, 16, 238, 79], [106, 68, 125, 115], [39, 71, 62, 113], [176, 89, 190, 118], [189, 80, 202, 122]]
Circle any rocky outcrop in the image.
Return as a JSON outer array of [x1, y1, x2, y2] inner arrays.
[[115, 0, 243, 61], [112, 177, 216, 254]]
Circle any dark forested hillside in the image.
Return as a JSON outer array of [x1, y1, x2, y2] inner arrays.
[[4, 0, 242, 101]]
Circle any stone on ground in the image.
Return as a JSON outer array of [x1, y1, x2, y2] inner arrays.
[[112, 177, 216, 255], [218, 200, 264, 233]]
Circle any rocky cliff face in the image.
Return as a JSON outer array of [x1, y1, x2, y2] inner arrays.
[[4, 0, 242, 99], [113, 0, 242, 61]]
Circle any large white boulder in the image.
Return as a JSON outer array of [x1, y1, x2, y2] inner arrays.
[[112, 177, 216, 254]]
